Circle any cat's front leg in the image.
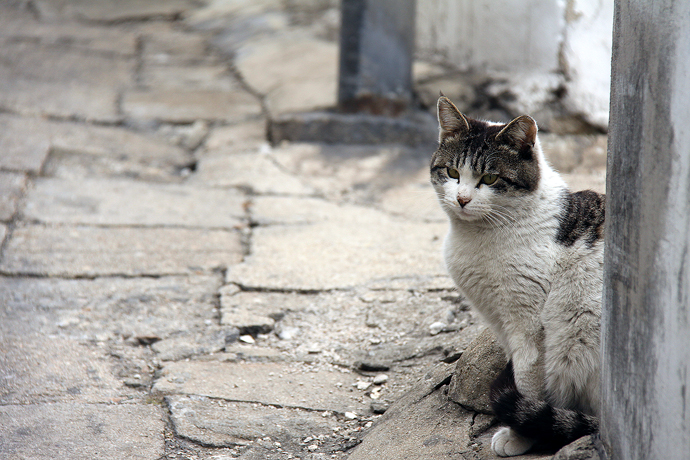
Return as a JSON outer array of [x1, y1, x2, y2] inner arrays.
[[509, 336, 545, 400]]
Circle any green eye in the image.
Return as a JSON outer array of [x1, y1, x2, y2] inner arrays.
[[447, 168, 460, 179], [481, 173, 498, 185]]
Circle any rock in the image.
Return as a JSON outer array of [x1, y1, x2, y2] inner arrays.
[[239, 335, 256, 344], [0, 171, 27, 221], [0, 224, 243, 277], [448, 328, 508, 414], [370, 402, 389, 414], [373, 374, 389, 385], [0, 403, 165, 460], [356, 361, 391, 372], [348, 364, 474, 460], [553, 435, 607, 460], [429, 321, 447, 336]]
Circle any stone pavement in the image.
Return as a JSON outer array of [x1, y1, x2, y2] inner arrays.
[[0, 1, 607, 459]]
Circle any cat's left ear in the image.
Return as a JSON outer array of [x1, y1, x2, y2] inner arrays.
[[496, 115, 537, 158], [437, 96, 470, 142]]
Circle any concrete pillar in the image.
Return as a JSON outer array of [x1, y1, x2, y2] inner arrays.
[[602, 1, 690, 459], [337, 0, 416, 116]]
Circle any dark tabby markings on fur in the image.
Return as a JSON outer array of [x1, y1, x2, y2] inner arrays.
[[556, 190, 606, 247], [490, 361, 599, 450]]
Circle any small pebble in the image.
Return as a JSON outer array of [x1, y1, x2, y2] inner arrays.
[[344, 412, 358, 420], [239, 335, 255, 344], [355, 380, 372, 391], [308, 444, 318, 452], [373, 374, 388, 385], [429, 321, 447, 335]]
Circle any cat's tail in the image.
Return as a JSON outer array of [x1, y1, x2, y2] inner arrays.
[[489, 361, 599, 450]]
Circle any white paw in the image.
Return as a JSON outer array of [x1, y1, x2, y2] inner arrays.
[[491, 427, 535, 457]]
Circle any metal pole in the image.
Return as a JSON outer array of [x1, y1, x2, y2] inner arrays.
[[602, 1, 690, 458], [337, 0, 416, 116]]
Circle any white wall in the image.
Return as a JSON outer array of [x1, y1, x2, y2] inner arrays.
[[416, 0, 613, 130]]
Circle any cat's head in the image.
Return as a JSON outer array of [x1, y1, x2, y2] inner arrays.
[[430, 96, 542, 223]]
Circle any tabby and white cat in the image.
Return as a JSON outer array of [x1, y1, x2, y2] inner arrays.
[[431, 96, 604, 456]]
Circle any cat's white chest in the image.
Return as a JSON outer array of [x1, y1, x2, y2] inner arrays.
[[443, 221, 556, 337]]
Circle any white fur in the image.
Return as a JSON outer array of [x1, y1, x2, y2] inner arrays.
[[433, 140, 602, 455], [492, 427, 535, 457]]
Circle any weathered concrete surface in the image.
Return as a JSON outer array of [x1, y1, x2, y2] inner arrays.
[[0, 224, 242, 277], [0, 275, 222, 340], [0, 1, 609, 459], [0, 403, 165, 460], [24, 177, 247, 228], [154, 361, 369, 415], [122, 89, 262, 124], [0, 171, 26, 221]]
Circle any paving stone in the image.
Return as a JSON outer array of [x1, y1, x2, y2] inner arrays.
[[0, 403, 165, 460], [229, 205, 447, 291], [140, 23, 212, 65], [0, 42, 133, 87], [23, 177, 246, 228], [0, 275, 222, 340], [167, 395, 338, 447], [0, 115, 51, 173], [0, 336, 137, 404], [34, 0, 197, 22], [249, 196, 360, 226], [152, 327, 240, 362], [236, 32, 337, 114], [0, 78, 121, 122], [0, 171, 27, 221], [141, 63, 240, 91], [190, 151, 314, 195], [220, 288, 305, 322], [122, 89, 262, 124], [153, 361, 368, 414], [0, 19, 138, 56], [377, 182, 447, 222], [270, 142, 434, 202], [0, 224, 242, 277], [44, 121, 192, 181], [202, 120, 267, 153], [221, 311, 276, 335]]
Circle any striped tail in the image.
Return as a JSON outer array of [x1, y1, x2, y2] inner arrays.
[[489, 361, 599, 450]]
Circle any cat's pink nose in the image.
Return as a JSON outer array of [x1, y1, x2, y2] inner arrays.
[[457, 196, 471, 207]]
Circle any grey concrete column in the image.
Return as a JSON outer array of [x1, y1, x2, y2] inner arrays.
[[337, 0, 416, 115], [602, 1, 690, 459]]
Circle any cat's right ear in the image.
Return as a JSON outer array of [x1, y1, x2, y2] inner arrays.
[[437, 96, 470, 143]]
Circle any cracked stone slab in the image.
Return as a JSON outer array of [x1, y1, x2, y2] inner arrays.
[[23, 177, 247, 228], [0, 224, 242, 277], [0, 403, 165, 460], [229, 204, 447, 291], [190, 151, 314, 195], [0, 275, 222, 341], [203, 120, 267, 153], [153, 361, 369, 414], [44, 120, 192, 181], [152, 327, 240, 362], [167, 395, 339, 447], [34, 0, 198, 22], [0, 78, 121, 122], [0, 336, 137, 404], [0, 115, 52, 173], [235, 32, 337, 115], [122, 89, 262, 124], [0, 171, 27, 221]]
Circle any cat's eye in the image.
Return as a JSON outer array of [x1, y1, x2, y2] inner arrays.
[[447, 168, 460, 179], [480, 173, 499, 185]]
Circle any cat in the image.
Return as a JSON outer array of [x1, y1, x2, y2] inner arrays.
[[430, 96, 604, 456]]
